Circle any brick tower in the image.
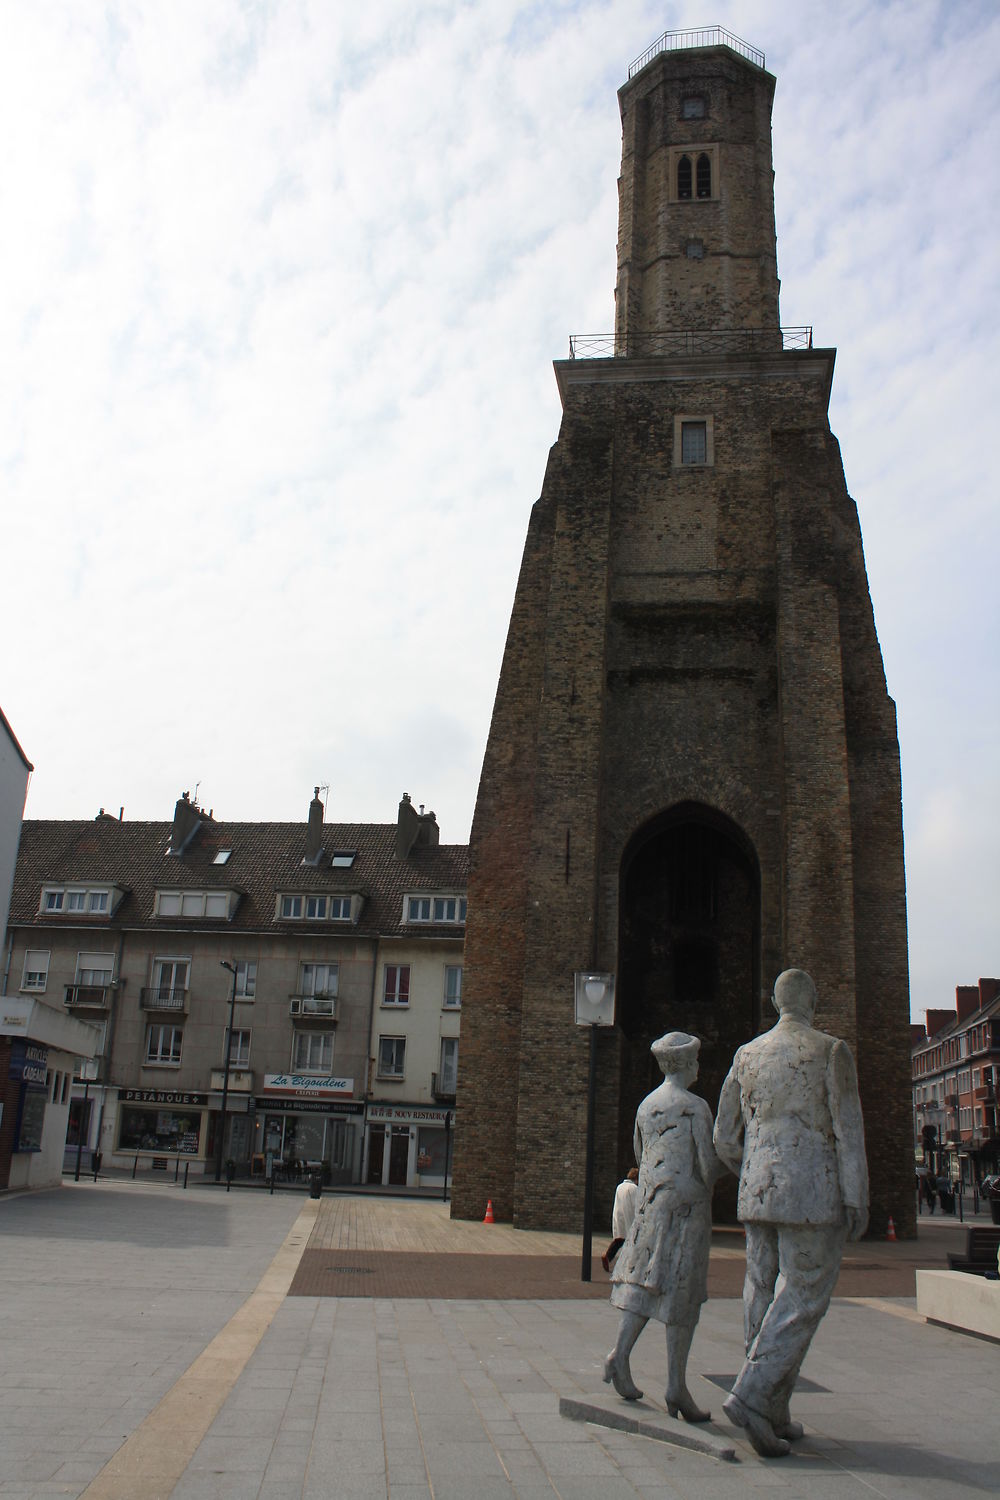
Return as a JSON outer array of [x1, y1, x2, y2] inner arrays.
[[452, 32, 914, 1238]]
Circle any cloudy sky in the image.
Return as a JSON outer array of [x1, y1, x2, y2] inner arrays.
[[2, 0, 997, 1020]]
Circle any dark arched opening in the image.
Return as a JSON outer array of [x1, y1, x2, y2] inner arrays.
[[677, 154, 692, 200], [696, 152, 712, 198], [616, 803, 760, 1217]]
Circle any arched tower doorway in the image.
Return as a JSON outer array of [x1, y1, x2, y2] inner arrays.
[[617, 803, 761, 1214]]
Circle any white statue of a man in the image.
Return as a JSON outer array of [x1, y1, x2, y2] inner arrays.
[[713, 968, 869, 1457]]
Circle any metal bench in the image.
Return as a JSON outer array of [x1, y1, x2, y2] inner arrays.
[[947, 1225, 1000, 1275]]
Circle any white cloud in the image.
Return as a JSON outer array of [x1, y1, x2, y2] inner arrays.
[[2, 0, 996, 1019]]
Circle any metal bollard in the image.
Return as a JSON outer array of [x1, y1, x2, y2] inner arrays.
[[174, 1155, 180, 1183], [132, 1155, 138, 1180], [183, 1161, 189, 1190]]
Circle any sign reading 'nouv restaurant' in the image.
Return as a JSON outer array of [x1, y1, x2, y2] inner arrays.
[[263, 1074, 354, 1098]]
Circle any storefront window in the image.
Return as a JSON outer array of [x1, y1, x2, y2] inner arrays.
[[118, 1106, 201, 1153], [417, 1126, 448, 1177]]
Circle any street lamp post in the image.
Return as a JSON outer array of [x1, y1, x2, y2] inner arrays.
[[215, 960, 239, 1184], [574, 971, 616, 1282]]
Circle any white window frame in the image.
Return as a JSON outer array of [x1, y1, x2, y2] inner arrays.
[[444, 965, 463, 1009], [145, 1024, 183, 1066], [75, 1020, 107, 1079], [383, 965, 410, 1007], [21, 950, 50, 992], [377, 1035, 406, 1080], [76, 952, 115, 985], [155, 889, 233, 920], [439, 1037, 458, 1094], [152, 957, 190, 1002], [405, 894, 467, 924], [279, 892, 355, 922], [299, 962, 339, 999], [227, 1028, 251, 1068], [292, 1030, 334, 1074], [41, 884, 113, 915], [235, 960, 257, 999]]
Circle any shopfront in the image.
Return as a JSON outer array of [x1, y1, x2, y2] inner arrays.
[[1, 999, 101, 1190], [256, 1074, 360, 1184], [116, 1088, 207, 1158], [365, 1103, 454, 1189]]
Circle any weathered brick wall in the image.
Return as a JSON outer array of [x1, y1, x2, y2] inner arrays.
[[455, 45, 913, 1239], [450, 482, 556, 1223], [615, 48, 780, 340], [456, 359, 912, 1237]]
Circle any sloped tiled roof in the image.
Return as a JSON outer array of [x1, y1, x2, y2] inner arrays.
[[8, 814, 468, 938]]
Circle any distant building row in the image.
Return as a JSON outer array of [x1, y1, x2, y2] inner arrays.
[[911, 977, 1000, 1185], [1, 787, 467, 1191]]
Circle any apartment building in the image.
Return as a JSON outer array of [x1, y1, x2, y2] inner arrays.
[[911, 977, 1000, 1185], [3, 789, 466, 1189]]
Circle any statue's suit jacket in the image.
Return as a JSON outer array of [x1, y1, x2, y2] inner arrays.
[[713, 1017, 868, 1225]]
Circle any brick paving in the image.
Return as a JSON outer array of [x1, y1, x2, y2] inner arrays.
[[286, 1193, 967, 1299]]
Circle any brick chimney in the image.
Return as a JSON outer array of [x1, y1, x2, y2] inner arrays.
[[304, 787, 324, 865], [910, 1023, 927, 1046], [978, 978, 1000, 1008], [955, 985, 980, 1023], [925, 1008, 955, 1037], [396, 793, 440, 859], [169, 792, 202, 855]]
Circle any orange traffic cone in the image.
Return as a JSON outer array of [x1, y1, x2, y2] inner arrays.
[[484, 1198, 495, 1224], [886, 1215, 897, 1242]]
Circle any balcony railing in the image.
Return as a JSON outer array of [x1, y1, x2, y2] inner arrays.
[[629, 27, 765, 78], [209, 1068, 253, 1093], [431, 1071, 457, 1102], [64, 984, 111, 1009], [140, 985, 188, 1012], [568, 327, 812, 360], [289, 994, 337, 1019]]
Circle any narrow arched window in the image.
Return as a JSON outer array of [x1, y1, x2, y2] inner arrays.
[[677, 155, 692, 200], [696, 153, 712, 198]]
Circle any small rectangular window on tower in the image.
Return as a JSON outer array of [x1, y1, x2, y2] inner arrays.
[[681, 421, 707, 465]]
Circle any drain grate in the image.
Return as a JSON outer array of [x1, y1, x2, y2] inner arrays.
[[325, 1265, 374, 1275]]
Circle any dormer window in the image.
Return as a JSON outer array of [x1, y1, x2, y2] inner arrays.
[[40, 885, 115, 917], [277, 893, 357, 922], [154, 889, 237, 920], [404, 894, 468, 924]]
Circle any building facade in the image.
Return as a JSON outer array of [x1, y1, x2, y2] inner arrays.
[[452, 31, 913, 1237], [3, 790, 466, 1188], [912, 978, 1000, 1187]]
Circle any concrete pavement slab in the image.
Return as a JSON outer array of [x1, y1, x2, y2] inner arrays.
[[3, 1183, 998, 1498]]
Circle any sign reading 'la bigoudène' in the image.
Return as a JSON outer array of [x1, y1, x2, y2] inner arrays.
[[263, 1075, 354, 1098]]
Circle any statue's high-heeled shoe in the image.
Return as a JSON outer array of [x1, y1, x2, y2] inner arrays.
[[603, 1352, 643, 1401], [665, 1391, 711, 1423]]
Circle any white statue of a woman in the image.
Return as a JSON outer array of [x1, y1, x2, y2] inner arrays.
[[604, 1030, 723, 1421]]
